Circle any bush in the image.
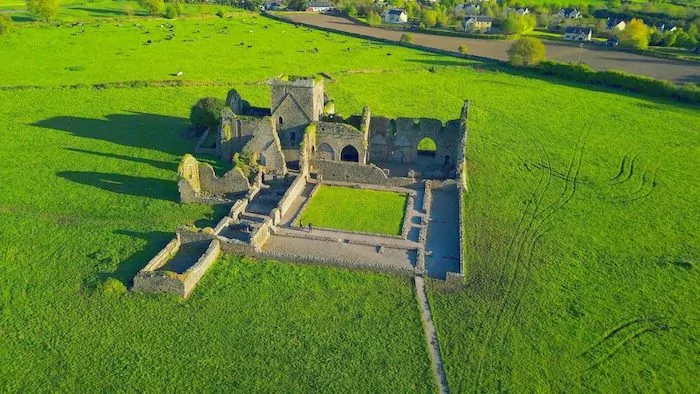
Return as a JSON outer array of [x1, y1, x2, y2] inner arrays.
[[0, 14, 12, 36], [535, 61, 700, 104], [138, 0, 164, 16], [164, 4, 178, 19], [190, 97, 225, 130], [123, 4, 136, 17], [458, 44, 469, 56], [508, 37, 546, 66], [216, 9, 224, 18], [400, 33, 415, 44], [100, 278, 127, 296], [344, 4, 357, 17], [616, 18, 650, 50]]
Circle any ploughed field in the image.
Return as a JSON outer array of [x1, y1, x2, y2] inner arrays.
[[0, 10, 698, 392], [298, 185, 408, 235]]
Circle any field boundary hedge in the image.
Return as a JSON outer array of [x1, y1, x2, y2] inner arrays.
[[533, 61, 700, 104], [263, 12, 699, 105], [0, 79, 239, 91]]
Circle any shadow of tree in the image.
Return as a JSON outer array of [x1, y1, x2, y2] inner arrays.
[[57, 171, 179, 202], [101, 230, 174, 287], [32, 112, 194, 157], [65, 148, 179, 171], [193, 204, 231, 228]]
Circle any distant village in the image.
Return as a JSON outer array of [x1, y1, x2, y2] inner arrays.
[[261, 0, 698, 50]]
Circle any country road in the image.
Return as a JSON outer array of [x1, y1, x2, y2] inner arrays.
[[281, 13, 700, 85]]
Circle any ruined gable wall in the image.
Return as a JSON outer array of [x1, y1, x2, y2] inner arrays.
[[315, 122, 367, 164], [366, 116, 463, 165]]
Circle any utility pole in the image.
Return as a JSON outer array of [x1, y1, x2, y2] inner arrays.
[[578, 43, 584, 64]]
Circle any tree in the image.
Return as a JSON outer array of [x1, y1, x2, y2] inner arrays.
[[190, 97, 225, 130], [343, 4, 357, 17], [26, 0, 59, 22], [0, 14, 12, 36], [287, 0, 306, 11], [458, 44, 469, 56], [507, 37, 546, 66], [400, 33, 415, 44], [367, 10, 382, 26], [616, 18, 650, 50], [421, 10, 438, 28], [164, 4, 178, 19], [137, 0, 164, 16]]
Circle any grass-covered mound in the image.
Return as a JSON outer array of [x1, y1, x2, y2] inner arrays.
[[299, 185, 407, 235]]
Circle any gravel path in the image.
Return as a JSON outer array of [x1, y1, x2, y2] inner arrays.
[[281, 13, 700, 84], [415, 276, 449, 394]]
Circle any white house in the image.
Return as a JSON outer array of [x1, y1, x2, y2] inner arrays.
[[564, 26, 592, 41], [305, 1, 335, 12], [463, 15, 492, 33], [557, 8, 582, 19], [382, 8, 408, 24], [606, 18, 626, 31]]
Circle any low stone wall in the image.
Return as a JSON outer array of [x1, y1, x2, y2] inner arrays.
[[228, 198, 249, 220], [257, 249, 416, 277], [309, 224, 404, 240], [416, 180, 432, 274], [311, 159, 414, 187], [276, 174, 307, 219], [139, 237, 180, 273], [401, 194, 415, 240], [274, 228, 418, 250], [250, 218, 274, 252], [181, 239, 221, 297], [290, 181, 320, 224], [449, 188, 466, 282], [321, 179, 417, 196], [194, 127, 218, 156]]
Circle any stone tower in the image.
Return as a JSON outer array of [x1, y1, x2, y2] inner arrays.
[[269, 76, 324, 149]]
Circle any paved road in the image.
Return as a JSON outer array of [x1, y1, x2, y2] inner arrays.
[[283, 13, 699, 84]]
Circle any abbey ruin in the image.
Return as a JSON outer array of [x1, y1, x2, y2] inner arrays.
[[133, 75, 468, 298]]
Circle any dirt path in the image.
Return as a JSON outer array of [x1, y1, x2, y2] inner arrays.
[[281, 13, 699, 84], [415, 275, 449, 394]]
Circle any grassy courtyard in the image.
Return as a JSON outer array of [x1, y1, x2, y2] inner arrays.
[[298, 185, 408, 235], [0, 8, 698, 392]]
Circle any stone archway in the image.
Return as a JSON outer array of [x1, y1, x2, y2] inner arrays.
[[417, 137, 437, 158], [340, 145, 359, 162], [317, 143, 335, 161]]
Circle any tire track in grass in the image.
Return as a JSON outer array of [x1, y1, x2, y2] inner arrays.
[[473, 120, 590, 391], [579, 317, 670, 372], [462, 106, 552, 389]]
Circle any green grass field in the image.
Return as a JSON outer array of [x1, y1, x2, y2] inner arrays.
[[298, 185, 408, 235], [0, 8, 698, 392]]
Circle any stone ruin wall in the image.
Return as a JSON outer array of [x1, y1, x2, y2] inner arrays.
[[177, 155, 250, 204]]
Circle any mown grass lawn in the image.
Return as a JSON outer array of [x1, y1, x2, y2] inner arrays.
[[298, 185, 407, 235], [0, 8, 698, 392]]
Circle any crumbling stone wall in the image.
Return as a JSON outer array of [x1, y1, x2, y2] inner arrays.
[[367, 116, 462, 168], [132, 228, 221, 298], [310, 159, 414, 187], [314, 122, 367, 164], [177, 154, 250, 204]]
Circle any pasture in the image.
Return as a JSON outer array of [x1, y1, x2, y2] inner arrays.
[[298, 185, 408, 235], [0, 9, 698, 392]]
